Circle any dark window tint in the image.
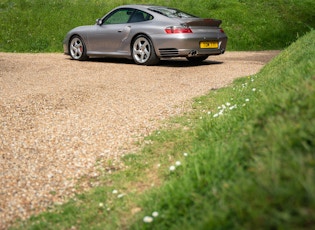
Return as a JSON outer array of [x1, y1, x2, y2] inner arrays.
[[129, 10, 153, 23], [103, 9, 134, 25]]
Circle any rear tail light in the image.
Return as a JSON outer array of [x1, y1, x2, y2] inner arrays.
[[165, 26, 193, 34], [220, 28, 225, 33]]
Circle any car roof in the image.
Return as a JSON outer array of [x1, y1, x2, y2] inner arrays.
[[107, 4, 200, 24], [117, 4, 163, 8], [114, 5, 198, 19], [115, 4, 166, 11]]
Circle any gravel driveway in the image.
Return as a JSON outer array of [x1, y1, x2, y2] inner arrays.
[[0, 51, 279, 228]]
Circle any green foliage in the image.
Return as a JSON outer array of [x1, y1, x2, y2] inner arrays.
[[0, 0, 314, 52], [0, 0, 110, 52]]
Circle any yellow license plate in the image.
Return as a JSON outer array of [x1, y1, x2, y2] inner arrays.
[[200, 41, 218, 49]]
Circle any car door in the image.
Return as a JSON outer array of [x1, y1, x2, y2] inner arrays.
[[90, 8, 134, 54]]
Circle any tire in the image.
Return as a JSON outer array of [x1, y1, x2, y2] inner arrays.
[[132, 35, 159, 65], [186, 55, 209, 63], [69, 35, 88, 61]]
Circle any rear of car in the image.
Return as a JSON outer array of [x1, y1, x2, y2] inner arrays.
[[147, 6, 227, 59]]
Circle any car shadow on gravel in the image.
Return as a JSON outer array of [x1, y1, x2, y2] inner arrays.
[[158, 59, 223, 67], [79, 57, 223, 67]]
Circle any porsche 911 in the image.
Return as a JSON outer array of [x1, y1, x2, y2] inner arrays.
[[63, 4, 228, 65]]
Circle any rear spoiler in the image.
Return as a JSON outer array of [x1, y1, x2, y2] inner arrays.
[[186, 19, 222, 27]]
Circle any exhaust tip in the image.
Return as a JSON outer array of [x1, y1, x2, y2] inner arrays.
[[188, 50, 198, 57]]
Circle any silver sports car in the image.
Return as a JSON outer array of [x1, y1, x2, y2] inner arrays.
[[63, 4, 227, 65]]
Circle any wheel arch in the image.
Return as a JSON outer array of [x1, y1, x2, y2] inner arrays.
[[68, 34, 88, 52], [68, 34, 89, 61], [130, 33, 158, 55], [130, 33, 160, 65]]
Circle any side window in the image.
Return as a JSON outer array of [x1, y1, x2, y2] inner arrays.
[[129, 10, 153, 23], [103, 9, 134, 25]]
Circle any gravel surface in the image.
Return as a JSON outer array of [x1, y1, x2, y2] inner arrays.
[[0, 51, 279, 229]]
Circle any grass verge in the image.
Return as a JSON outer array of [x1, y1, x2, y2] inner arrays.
[[0, 0, 314, 52], [11, 30, 315, 230]]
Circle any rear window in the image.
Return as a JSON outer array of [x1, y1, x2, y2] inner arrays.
[[149, 7, 197, 18]]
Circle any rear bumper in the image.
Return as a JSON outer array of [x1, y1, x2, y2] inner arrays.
[[152, 33, 227, 58]]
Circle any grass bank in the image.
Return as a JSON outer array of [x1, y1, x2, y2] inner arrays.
[[11, 29, 315, 230], [0, 0, 314, 52]]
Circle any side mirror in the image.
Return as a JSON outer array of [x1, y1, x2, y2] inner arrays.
[[96, 18, 102, 25]]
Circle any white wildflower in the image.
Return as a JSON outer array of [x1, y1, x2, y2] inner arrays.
[[112, 189, 118, 194], [117, 194, 125, 199], [245, 98, 250, 102], [143, 216, 154, 223], [169, 165, 176, 171], [229, 105, 237, 110], [183, 152, 188, 157], [152, 211, 159, 217], [99, 203, 104, 207], [175, 161, 181, 166], [213, 113, 219, 118], [252, 88, 256, 92]]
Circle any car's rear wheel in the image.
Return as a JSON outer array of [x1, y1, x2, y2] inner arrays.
[[69, 35, 88, 61], [132, 35, 159, 65], [186, 55, 209, 63]]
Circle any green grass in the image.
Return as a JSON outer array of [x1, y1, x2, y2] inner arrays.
[[11, 29, 315, 230], [0, 0, 314, 52]]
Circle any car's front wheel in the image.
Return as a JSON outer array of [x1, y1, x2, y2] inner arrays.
[[69, 35, 88, 61], [132, 35, 159, 65]]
